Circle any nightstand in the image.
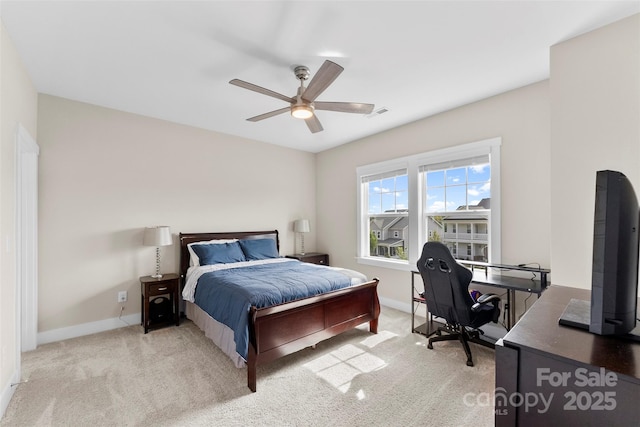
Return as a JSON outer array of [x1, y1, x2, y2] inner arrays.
[[286, 252, 330, 266], [140, 273, 180, 333]]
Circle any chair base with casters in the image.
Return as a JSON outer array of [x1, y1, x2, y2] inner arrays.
[[427, 321, 495, 366], [416, 241, 501, 367]]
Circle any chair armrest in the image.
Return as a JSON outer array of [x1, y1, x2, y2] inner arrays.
[[471, 293, 501, 312]]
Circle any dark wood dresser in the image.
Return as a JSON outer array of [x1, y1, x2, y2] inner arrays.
[[495, 285, 640, 426]]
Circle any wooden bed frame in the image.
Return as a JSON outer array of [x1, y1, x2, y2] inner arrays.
[[179, 230, 380, 392]]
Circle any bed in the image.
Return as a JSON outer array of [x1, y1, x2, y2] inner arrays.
[[179, 230, 380, 392]]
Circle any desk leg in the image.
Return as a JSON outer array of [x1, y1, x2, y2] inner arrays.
[[508, 290, 516, 330], [411, 273, 415, 332]]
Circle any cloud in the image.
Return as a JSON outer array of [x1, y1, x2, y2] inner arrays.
[[428, 200, 458, 212], [470, 164, 489, 173], [372, 186, 391, 193], [428, 201, 446, 212], [467, 182, 491, 197]]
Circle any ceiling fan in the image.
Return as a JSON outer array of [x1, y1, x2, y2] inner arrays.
[[229, 60, 374, 133]]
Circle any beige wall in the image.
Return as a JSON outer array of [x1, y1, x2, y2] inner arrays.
[[317, 13, 640, 308], [0, 23, 38, 408], [550, 14, 640, 289], [37, 95, 316, 332], [316, 81, 551, 308]]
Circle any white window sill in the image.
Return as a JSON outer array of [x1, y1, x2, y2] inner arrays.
[[356, 257, 413, 271]]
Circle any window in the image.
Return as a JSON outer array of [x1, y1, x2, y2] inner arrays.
[[356, 137, 501, 270], [361, 169, 408, 259], [423, 156, 491, 261]]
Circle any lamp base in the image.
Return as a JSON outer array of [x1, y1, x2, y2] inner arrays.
[[152, 247, 163, 279]]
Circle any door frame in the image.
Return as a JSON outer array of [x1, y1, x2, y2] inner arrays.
[[16, 124, 39, 354]]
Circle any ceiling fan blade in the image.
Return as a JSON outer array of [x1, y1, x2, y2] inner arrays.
[[314, 102, 375, 114], [247, 107, 290, 122], [301, 60, 343, 103], [230, 79, 294, 104], [305, 114, 323, 133]]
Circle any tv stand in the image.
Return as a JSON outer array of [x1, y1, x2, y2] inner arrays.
[[559, 298, 640, 342]]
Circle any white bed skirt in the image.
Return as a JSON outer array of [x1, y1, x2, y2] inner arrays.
[[185, 301, 246, 368]]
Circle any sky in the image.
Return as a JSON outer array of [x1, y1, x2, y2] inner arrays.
[[368, 163, 491, 214]]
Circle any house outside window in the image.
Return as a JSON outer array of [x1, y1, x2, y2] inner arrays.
[[363, 169, 408, 260], [356, 138, 501, 270]]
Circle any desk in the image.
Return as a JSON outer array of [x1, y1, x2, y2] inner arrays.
[[468, 271, 546, 330], [412, 261, 549, 331], [496, 286, 640, 426]]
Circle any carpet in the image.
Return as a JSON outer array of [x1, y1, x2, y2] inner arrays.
[[1, 307, 495, 426]]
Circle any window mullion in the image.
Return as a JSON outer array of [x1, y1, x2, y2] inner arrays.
[[408, 158, 420, 266]]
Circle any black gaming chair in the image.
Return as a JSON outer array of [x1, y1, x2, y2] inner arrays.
[[417, 241, 501, 366]]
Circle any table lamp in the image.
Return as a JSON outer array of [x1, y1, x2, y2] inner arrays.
[[143, 226, 172, 278], [294, 219, 310, 255]]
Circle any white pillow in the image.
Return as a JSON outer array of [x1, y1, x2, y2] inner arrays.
[[187, 239, 238, 266]]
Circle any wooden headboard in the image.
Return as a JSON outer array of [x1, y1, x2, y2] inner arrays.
[[178, 230, 280, 283]]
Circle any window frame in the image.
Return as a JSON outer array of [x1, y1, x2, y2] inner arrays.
[[356, 137, 501, 271]]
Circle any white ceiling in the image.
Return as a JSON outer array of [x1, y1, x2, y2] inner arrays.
[[2, 1, 639, 153]]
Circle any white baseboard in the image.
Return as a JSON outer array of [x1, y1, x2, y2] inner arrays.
[[0, 368, 20, 420], [37, 313, 141, 346], [35, 300, 409, 346], [379, 296, 411, 314]]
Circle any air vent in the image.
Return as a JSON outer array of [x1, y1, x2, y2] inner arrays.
[[366, 107, 389, 118]]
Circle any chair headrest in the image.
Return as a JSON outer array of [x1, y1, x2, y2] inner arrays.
[[425, 256, 453, 273], [417, 241, 472, 281]]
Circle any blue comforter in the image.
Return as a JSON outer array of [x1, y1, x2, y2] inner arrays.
[[193, 261, 354, 360]]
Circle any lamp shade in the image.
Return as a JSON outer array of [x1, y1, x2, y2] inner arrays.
[[294, 219, 310, 233], [143, 226, 172, 247]]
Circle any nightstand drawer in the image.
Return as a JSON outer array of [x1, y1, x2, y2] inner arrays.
[[303, 254, 329, 265], [148, 282, 175, 296]]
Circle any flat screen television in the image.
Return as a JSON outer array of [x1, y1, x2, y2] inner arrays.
[[559, 170, 640, 341]]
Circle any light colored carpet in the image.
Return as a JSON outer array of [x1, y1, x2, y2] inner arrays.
[[1, 307, 495, 426]]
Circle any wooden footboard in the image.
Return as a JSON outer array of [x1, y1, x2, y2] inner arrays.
[[179, 230, 381, 393], [246, 278, 380, 392]]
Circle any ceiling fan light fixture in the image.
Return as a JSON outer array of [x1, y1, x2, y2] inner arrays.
[[291, 104, 314, 119], [230, 60, 374, 133]]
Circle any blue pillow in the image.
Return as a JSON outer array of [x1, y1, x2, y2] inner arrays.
[[239, 238, 279, 260], [191, 241, 246, 265]]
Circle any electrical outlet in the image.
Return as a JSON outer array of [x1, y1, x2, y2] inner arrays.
[[118, 291, 127, 303]]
